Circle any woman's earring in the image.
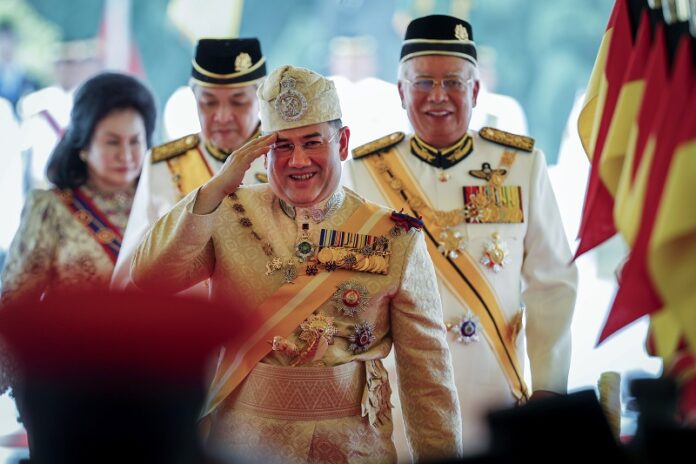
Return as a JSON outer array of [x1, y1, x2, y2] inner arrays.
[[79, 151, 87, 162]]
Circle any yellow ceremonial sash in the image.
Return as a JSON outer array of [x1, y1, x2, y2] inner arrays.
[[166, 147, 214, 198], [363, 149, 529, 402], [203, 200, 392, 416]]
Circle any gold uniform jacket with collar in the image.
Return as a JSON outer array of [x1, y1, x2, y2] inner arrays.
[[131, 184, 463, 462]]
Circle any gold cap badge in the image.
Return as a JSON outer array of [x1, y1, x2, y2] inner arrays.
[[454, 24, 469, 41], [234, 52, 252, 72]]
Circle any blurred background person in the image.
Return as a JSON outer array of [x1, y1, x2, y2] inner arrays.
[[468, 45, 528, 135], [0, 19, 38, 113], [18, 38, 101, 193], [111, 38, 267, 293], [0, 96, 23, 279], [328, 35, 410, 155], [0, 72, 156, 305]]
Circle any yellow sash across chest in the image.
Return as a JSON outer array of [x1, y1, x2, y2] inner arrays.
[[362, 147, 529, 402], [203, 199, 393, 416], [166, 147, 214, 199]]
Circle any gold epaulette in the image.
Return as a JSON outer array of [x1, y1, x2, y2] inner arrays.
[[254, 172, 268, 183], [151, 133, 200, 163], [351, 132, 405, 160], [479, 127, 534, 153]]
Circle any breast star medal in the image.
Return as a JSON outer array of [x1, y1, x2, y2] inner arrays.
[[331, 281, 370, 317], [271, 313, 337, 366], [293, 313, 337, 366], [348, 321, 376, 353], [438, 228, 467, 259], [449, 310, 480, 344], [480, 232, 510, 273]]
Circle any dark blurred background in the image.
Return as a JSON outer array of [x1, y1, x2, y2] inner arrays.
[[2, 0, 613, 162]]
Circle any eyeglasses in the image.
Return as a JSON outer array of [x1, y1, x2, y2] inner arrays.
[[270, 129, 341, 156], [404, 77, 474, 93]]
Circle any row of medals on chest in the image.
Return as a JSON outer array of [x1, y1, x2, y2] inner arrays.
[[375, 150, 518, 267], [376, 150, 521, 345], [227, 190, 381, 364]]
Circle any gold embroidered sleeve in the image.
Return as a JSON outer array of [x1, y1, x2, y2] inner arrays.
[[390, 230, 463, 460], [1, 190, 58, 305], [131, 189, 216, 293]]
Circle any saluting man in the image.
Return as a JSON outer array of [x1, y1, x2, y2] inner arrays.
[[111, 38, 268, 291], [346, 15, 578, 457], [131, 64, 462, 463]]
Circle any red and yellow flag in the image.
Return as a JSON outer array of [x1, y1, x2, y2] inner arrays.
[[575, 0, 635, 257], [599, 32, 690, 344], [577, 0, 624, 157], [613, 23, 668, 248], [648, 73, 696, 359], [598, 10, 652, 198]]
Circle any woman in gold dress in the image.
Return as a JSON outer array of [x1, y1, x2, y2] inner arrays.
[[0, 72, 156, 305]]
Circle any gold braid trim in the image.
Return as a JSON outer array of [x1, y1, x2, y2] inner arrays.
[[410, 133, 473, 168], [151, 133, 200, 163], [479, 126, 534, 152], [352, 132, 405, 159]]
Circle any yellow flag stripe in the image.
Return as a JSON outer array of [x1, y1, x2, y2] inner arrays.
[[614, 132, 656, 246], [578, 27, 613, 159], [647, 140, 696, 361], [599, 79, 645, 196]]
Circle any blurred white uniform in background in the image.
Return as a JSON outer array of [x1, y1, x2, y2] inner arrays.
[[0, 97, 23, 255]]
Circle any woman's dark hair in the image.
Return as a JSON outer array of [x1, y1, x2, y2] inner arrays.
[[46, 72, 157, 189]]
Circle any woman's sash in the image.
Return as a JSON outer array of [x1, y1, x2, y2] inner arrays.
[[55, 188, 124, 265]]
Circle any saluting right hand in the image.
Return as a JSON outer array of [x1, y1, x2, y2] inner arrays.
[[193, 133, 277, 214]]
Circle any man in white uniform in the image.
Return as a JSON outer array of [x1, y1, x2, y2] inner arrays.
[[18, 39, 101, 192], [347, 14, 578, 457], [112, 38, 268, 291]]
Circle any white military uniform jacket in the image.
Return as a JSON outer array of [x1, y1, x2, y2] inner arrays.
[[111, 133, 266, 292], [346, 129, 578, 454], [18, 86, 73, 190], [131, 185, 463, 463]]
